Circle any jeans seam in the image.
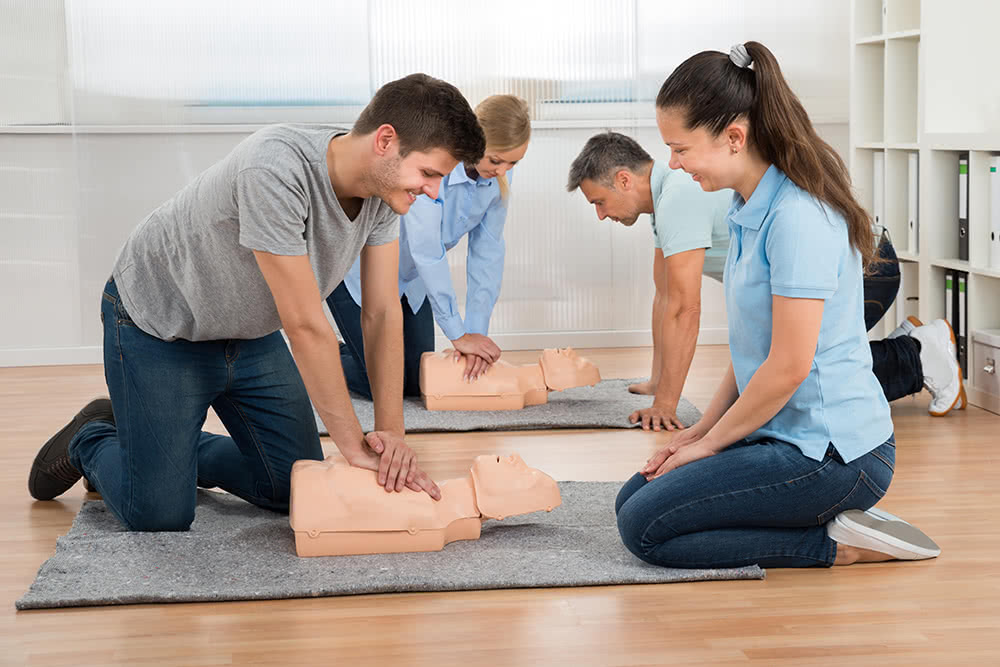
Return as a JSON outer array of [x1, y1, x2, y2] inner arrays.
[[817, 473, 866, 524], [871, 450, 894, 472], [218, 394, 277, 499]]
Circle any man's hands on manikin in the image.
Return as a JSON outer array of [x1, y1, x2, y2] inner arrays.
[[346, 431, 442, 500], [450, 333, 502, 382]]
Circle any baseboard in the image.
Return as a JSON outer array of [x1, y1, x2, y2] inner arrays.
[[0, 328, 731, 367], [966, 384, 1000, 416], [0, 346, 104, 368], [434, 328, 730, 351]]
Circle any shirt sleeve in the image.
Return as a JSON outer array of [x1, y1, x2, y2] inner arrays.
[[464, 195, 508, 335], [235, 168, 309, 256], [402, 195, 466, 340], [654, 178, 715, 259], [765, 200, 842, 300]]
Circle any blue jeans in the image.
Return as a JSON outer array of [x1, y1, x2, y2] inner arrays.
[[325, 281, 434, 400], [68, 278, 324, 531], [864, 234, 924, 401], [615, 437, 896, 568]]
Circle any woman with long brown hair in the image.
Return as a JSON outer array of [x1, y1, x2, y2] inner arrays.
[[615, 42, 939, 569]]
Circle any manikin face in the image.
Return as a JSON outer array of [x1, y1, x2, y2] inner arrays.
[[470, 453, 561, 519], [656, 106, 740, 193], [371, 137, 459, 215], [578, 175, 644, 226], [471, 141, 530, 180]]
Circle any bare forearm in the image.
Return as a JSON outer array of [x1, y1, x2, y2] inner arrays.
[[286, 327, 366, 458], [362, 305, 405, 434], [649, 292, 666, 377], [653, 305, 700, 409], [703, 359, 803, 450], [699, 362, 740, 429]]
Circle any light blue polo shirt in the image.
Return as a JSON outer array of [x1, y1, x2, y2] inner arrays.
[[649, 161, 732, 282], [725, 165, 892, 463]]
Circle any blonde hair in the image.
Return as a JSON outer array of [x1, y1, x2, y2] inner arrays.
[[474, 95, 531, 199]]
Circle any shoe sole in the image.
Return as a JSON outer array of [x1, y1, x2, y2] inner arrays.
[[928, 320, 965, 417], [829, 509, 941, 559], [29, 399, 113, 500]]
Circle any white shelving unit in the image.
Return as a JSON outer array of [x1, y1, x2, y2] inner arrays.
[[850, 0, 1000, 415]]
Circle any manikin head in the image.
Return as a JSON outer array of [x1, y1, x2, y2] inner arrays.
[[566, 131, 654, 227], [352, 73, 486, 215], [470, 453, 561, 520], [539, 348, 601, 392], [469, 94, 532, 198]]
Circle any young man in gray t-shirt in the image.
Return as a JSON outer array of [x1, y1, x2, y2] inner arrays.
[[29, 74, 485, 530]]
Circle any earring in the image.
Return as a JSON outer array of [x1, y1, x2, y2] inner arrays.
[[731, 146, 739, 154]]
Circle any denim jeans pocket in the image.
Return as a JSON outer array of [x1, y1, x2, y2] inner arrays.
[[817, 470, 888, 524]]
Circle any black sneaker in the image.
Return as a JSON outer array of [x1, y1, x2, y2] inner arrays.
[[29, 398, 115, 500]]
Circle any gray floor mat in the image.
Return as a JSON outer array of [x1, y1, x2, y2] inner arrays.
[[17, 482, 762, 610]]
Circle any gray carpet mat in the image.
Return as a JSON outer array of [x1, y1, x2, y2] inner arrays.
[[316, 378, 702, 434], [17, 482, 762, 610]]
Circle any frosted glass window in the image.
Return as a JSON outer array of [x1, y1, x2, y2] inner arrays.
[[64, 0, 370, 123], [369, 0, 637, 119]]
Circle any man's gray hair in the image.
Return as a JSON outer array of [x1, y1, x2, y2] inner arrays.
[[566, 131, 653, 192]]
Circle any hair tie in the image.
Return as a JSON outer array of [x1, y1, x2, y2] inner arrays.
[[729, 43, 752, 68]]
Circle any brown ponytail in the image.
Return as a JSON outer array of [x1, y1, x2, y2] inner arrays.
[[657, 41, 877, 270]]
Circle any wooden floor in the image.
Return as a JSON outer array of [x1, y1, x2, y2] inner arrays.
[[2, 345, 998, 665]]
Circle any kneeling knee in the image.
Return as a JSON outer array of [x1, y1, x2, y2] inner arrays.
[[126, 506, 195, 532]]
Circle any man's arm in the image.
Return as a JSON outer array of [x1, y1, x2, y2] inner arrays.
[[359, 240, 404, 435], [630, 247, 705, 430], [253, 251, 367, 457], [252, 249, 438, 498]]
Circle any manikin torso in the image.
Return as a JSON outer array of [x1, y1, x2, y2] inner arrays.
[[290, 453, 561, 557], [419, 348, 601, 410]]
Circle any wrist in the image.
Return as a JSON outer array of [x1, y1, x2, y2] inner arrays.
[[652, 395, 678, 411]]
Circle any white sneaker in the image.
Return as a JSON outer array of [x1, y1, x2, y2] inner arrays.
[[827, 507, 941, 560], [888, 315, 922, 339], [909, 319, 964, 416]]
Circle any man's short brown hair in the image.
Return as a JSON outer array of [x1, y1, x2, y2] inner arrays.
[[354, 73, 485, 165]]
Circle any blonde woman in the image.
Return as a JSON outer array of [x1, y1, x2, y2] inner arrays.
[[328, 94, 532, 398]]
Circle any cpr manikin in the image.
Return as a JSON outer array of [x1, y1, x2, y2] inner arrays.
[[289, 453, 561, 557], [419, 347, 601, 410]]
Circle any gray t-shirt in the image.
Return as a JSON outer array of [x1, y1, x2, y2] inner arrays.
[[112, 124, 399, 341]]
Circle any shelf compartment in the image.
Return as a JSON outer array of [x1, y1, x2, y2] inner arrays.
[[885, 37, 919, 145], [886, 0, 920, 33], [922, 150, 962, 261], [885, 150, 918, 251], [852, 42, 885, 145], [854, 0, 886, 40]]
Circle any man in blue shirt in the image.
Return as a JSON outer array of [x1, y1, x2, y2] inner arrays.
[[568, 132, 731, 430]]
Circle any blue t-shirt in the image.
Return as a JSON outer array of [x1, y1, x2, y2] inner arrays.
[[724, 165, 892, 463], [649, 161, 731, 282]]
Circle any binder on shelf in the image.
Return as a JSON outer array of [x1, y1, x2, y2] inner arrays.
[[958, 273, 968, 379], [991, 156, 1000, 270], [907, 152, 919, 254], [959, 152, 969, 261], [945, 270, 954, 342], [873, 151, 885, 234]]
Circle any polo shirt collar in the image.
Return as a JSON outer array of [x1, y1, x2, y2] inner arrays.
[[729, 164, 786, 231]]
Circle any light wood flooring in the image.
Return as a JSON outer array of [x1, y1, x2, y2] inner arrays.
[[2, 345, 998, 665]]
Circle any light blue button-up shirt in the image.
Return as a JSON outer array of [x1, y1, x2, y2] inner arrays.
[[724, 165, 892, 463], [344, 162, 508, 341]]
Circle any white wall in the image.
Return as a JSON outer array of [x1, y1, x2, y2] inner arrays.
[[0, 1, 850, 366]]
